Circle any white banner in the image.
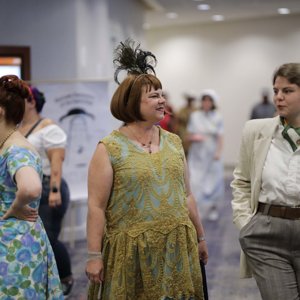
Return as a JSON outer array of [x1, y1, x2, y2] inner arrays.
[[36, 81, 119, 200]]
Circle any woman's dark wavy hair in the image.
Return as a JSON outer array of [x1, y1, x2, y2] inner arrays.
[[0, 75, 30, 125], [111, 39, 162, 123], [28, 86, 46, 113]]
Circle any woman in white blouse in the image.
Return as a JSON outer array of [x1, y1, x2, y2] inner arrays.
[[19, 87, 73, 297], [231, 63, 300, 299]]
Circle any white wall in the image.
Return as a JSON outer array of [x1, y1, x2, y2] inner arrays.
[[0, 0, 146, 81], [146, 14, 300, 167], [0, 0, 78, 80], [107, 0, 145, 47], [74, 0, 146, 79], [75, 0, 111, 78]]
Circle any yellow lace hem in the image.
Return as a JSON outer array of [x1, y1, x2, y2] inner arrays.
[[98, 223, 203, 300]]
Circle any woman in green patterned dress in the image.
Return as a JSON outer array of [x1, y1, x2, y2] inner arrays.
[[0, 75, 63, 299], [86, 40, 208, 300]]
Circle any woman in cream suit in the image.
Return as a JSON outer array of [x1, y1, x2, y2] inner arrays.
[[231, 63, 300, 300]]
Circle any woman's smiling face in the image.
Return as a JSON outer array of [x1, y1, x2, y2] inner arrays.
[[139, 85, 166, 123]]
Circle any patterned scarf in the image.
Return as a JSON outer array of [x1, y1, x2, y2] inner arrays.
[[281, 117, 300, 151]]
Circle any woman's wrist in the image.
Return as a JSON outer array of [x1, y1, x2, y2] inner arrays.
[[197, 236, 206, 243], [86, 250, 103, 262], [50, 182, 59, 193], [51, 186, 59, 193], [12, 201, 23, 209]]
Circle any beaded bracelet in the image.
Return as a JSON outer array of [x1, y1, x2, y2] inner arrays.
[[87, 251, 103, 262]]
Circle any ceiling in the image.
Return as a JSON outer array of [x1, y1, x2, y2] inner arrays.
[[140, 0, 300, 29]]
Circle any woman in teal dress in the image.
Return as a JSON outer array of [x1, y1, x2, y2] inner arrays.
[[85, 40, 208, 299], [0, 75, 63, 299]]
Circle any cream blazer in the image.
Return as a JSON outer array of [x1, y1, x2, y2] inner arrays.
[[231, 116, 279, 278]]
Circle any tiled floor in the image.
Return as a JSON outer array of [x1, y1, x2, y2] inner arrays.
[[66, 177, 261, 299]]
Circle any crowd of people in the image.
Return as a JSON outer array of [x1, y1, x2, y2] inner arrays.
[[1, 37, 298, 300]]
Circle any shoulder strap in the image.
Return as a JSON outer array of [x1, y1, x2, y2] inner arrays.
[[25, 118, 44, 138]]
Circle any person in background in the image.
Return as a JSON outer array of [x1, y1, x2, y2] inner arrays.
[[19, 86, 73, 297], [231, 63, 300, 299], [176, 92, 197, 155], [250, 88, 276, 119], [187, 90, 224, 221], [0, 75, 63, 298], [158, 93, 176, 133], [85, 39, 208, 300]]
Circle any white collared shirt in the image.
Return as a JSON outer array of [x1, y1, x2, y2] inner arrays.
[[259, 122, 300, 206]]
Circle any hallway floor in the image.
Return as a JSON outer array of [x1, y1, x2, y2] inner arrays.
[[66, 177, 261, 299]]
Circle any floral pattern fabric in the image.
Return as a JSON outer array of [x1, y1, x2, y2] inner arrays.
[[91, 127, 203, 300], [0, 146, 63, 299]]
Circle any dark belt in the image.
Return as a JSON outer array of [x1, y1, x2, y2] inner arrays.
[[258, 202, 300, 220]]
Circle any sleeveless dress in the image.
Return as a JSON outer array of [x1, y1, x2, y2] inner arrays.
[[0, 146, 63, 299], [99, 127, 203, 300]]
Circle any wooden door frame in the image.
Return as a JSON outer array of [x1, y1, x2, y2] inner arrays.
[[0, 46, 31, 80]]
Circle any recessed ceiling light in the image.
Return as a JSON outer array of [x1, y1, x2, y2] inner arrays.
[[197, 4, 210, 11], [277, 8, 290, 14], [166, 12, 178, 19], [212, 15, 224, 21]]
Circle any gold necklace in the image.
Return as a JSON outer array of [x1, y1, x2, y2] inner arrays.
[[126, 126, 155, 154], [0, 128, 17, 149]]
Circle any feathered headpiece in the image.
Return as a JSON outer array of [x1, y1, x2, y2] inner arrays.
[[113, 39, 157, 84]]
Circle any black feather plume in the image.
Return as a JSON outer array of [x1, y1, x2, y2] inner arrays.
[[113, 39, 157, 84]]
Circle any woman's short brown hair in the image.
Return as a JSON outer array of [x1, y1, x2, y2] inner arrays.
[[110, 73, 162, 123], [273, 63, 300, 87], [0, 75, 30, 125]]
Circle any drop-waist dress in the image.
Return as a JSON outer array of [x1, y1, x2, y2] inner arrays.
[[99, 127, 203, 300], [0, 146, 63, 299]]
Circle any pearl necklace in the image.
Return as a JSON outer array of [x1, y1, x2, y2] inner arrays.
[[0, 128, 17, 150], [126, 126, 155, 154]]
